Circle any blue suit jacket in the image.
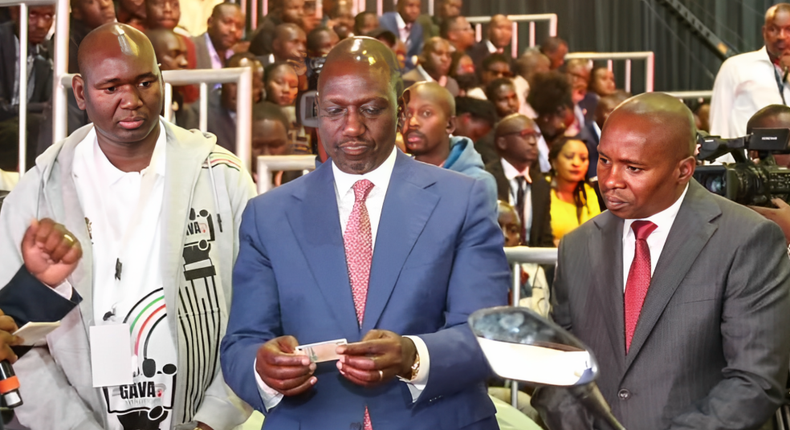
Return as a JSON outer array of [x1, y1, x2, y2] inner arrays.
[[221, 151, 510, 429], [379, 12, 423, 73]]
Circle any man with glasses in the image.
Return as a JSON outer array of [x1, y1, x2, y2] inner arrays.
[[711, 3, 790, 139], [485, 114, 553, 246]]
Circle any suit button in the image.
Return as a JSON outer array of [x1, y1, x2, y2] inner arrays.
[[618, 389, 631, 400]]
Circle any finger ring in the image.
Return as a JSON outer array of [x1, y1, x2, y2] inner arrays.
[[378, 370, 383, 381], [63, 234, 74, 243]]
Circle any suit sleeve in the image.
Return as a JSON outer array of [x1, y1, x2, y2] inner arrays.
[[220, 200, 282, 414], [669, 220, 790, 429], [416, 178, 510, 403], [0, 266, 80, 326]]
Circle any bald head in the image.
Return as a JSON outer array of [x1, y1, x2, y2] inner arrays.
[[767, 3, 790, 21], [496, 114, 533, 139], [747, 104, 790, 133], [272, 23, 307, 62], [607, 92, 696, 159], [79, 23, 159, 82], [516, 51, 550, 82], [320, 36, 403, 100], [404, 82, 456, 116]]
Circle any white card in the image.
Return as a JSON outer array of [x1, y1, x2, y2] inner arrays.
[[90, 324, 133, 388], [295, 338, 348, 363], [13, 321, 61, 346]]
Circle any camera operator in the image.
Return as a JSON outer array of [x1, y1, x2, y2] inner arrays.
[[747, 105, 790, 244]]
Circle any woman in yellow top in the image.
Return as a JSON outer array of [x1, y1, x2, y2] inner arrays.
[[549, 137, 601, 245]]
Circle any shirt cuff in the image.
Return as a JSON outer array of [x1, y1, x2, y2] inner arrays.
[[253, 358, 284, 411], [51, 280, 74, 300], [398, 335, 430, 403]]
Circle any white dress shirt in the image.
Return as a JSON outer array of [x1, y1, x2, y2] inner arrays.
[[414, 64, 448, 87], [513, 75, 537, 119], [256, 147, 431, 410], [710, 46, 790, 138], [621, 184, 689, 290], [534, 122, 551, 173], [500, 158, 533, 239], [485, 39, 501, 54]]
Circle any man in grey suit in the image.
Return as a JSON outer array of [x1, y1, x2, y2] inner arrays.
[[532, 93, 790, 429]]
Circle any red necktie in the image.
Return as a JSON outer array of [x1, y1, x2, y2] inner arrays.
[[624, 220, 657, 354], [342, 179, 375, 430]]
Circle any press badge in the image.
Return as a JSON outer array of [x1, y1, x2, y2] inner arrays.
[[90, 324, 133, 387]]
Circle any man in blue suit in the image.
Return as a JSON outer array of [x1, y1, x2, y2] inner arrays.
[[221, 36, 509, 429], [379, 0, 423, 72]]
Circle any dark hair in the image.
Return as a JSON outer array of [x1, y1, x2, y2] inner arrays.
[[528, 71, 573, 117], [367, 28, 397, 48], [484, 77, 515, 101], [211, 2, 239, 18], [481, 53, 511, 72], [549, 136, 590, 224], [353, 11, 376, 35], [253, 101, 291, 131], [263, 61, 294, 83], [226, 51, 258, 68], [540, 36, 567, 55], [440, 15, 465, 39], [306, 26, 332, 53], [455, 96, 497, 126]]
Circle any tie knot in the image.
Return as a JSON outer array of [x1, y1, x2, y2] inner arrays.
[[631, 220, 657, 241], [352, 179, 375, 202]]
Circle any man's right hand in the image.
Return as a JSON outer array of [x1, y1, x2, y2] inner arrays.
[[22, 218, 82, 287], [0, 309, 22, 364], [255, 336, 317, 396]]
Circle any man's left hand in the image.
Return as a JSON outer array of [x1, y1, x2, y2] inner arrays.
[[336, 329, 416, 387]]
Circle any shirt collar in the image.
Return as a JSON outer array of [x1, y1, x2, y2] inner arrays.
[[205, 32, 232, 63], [500, 157, 532, 183], [396, 12, 407, 30], [332, 146, 398, 197], [485, 40, 497, 54], [88, 120, 168, 185], [623, 183, 689, 238]]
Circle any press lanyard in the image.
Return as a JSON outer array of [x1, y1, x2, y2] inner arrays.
[[772, 53, 788, 106]]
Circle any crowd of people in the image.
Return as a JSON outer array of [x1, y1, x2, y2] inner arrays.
[[0, 0, 790, 430]]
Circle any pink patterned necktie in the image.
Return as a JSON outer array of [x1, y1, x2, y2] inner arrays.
[[342, 179, 375, 430], [624, 220, 658, 354]]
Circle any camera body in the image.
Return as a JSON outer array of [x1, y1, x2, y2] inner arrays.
[[296, 56, 326, 129], [695, 128, 790, 205]]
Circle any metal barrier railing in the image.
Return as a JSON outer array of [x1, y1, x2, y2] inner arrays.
[[504, 246, 558, 408], [56, 68, 254, 172], [467, 14, 559, 59], [565, 51, 655, 93], [256, 154, 316, 194], [1, 0, 60, 176], [662, 90, 712, 100]]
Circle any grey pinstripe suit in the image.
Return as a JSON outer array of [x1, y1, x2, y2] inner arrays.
[[533, 180, 790, 429]]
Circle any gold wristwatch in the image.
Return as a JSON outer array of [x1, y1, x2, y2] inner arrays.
[[408, 351, 421, 381]]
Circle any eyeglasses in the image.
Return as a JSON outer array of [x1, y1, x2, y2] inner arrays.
[[500, 129, 541, 140]]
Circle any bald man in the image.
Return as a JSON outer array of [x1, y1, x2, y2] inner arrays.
[[711, 4, 790, 138], [402, 37, 460, 96], [0, 23, 255, 430], [533, 93, 790, 429], [194, 3, 245, 70], [401, 82, 497, 209], [485, 114, 552, 247], [467, 15, 513, 73], [221, 36, 508, 430]]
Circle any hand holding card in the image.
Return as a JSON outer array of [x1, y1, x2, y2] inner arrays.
[[255, 335, 317, 397], [295, 338, 347, 363]]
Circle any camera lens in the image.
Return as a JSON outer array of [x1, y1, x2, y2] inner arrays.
[[703, 175, 725, 195]]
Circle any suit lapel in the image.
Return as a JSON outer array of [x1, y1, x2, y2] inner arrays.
[[287, 162, 361, 340], [623, 181, 720, 371], [361, 153, 439, 332], [590, 212, 626, 371]]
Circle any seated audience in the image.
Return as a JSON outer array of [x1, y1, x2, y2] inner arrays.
[[403, 37, 459, 96], [301, 0, 321, 33], [146, 28, 196, 128], [401, 82, 497, 209], [306, 26, 339, 58], [325, 1, 354, 39], [468, 53, 512, 99], [485, 114, 553, 247], [269, 23, 307, 65], [565, 58, 594, 129], [115, 0, 146, 30], [548, 136, 600, 244], [497, 200, 549, 316], [249, 0, 305, 56], [200, 53, 265, 151], [264, 62, 299, 107], [146, 0, 200, 104], [379, 0, 423, 71], [353, 11, 378, 36], [69, 0, 116, 73], [467, 14, 513, 72], [586, 91, 629, 181], [485, 77, 520, 119], [528, 71, 576, 172], [418, 0, 461, 38], [368, 28, 407, 71], [539, 36, 568, 70], [0, 4, 55, 172], [250, 102, 293, 184], [194, 3, 245, 70], [455, 96, 497, 144], [589, 65, 616, 97], [450, 52, 478, 96], [441, 15, 475, 53], [513, 50, 551, 119]]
